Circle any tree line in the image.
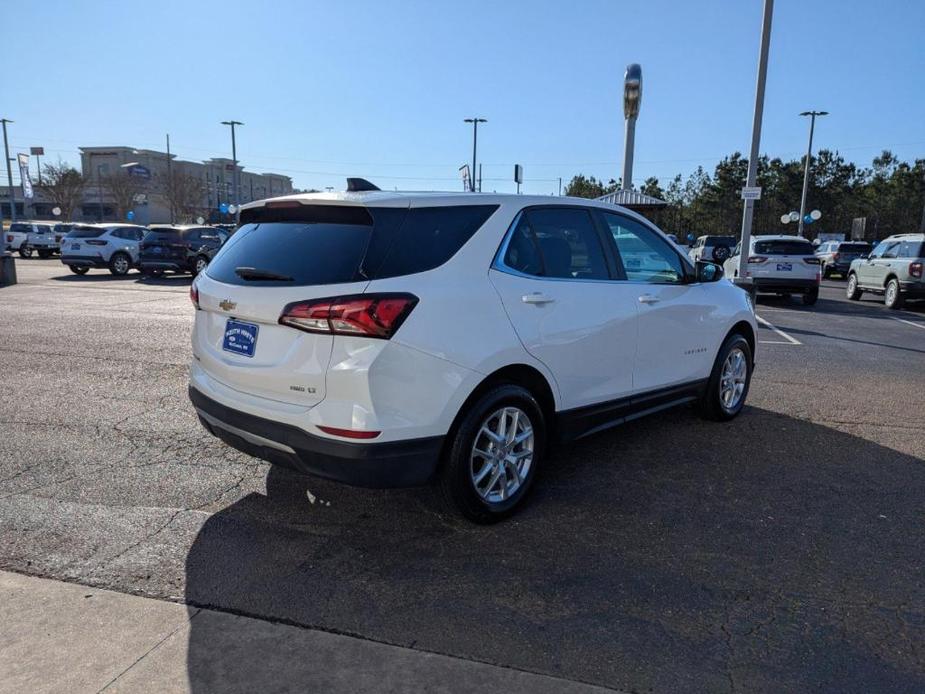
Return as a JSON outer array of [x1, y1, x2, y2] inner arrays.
[[38, 162, 207, 223], [565, 150, 925, 241]]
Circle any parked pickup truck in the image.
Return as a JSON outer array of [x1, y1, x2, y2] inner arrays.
[[9, 221, 60, 258]]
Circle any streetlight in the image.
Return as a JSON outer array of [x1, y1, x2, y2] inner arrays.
[[622, 64, 642, 191], [797, 110, 828, 237], [221, 120, 243, 209], [463, 118, 486, 192]]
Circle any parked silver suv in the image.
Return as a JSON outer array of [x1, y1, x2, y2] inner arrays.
[[846, 233, 925, 308]]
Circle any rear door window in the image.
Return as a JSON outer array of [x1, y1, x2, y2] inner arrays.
[[502, 207, 609, 280]]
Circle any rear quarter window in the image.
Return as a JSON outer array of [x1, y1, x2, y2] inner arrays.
[[68, 227, 106, 239], [367, 205, 498, 279]]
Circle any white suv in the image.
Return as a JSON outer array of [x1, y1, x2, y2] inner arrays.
[[724, 234, 821, 305], [189, 183, 757, 521], [59, 224, 148, 275]]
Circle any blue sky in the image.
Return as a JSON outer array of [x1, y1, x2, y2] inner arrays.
[[5, 0, 924, 194]]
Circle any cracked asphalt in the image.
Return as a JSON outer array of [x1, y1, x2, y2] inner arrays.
[[1, 258, 923, 693]]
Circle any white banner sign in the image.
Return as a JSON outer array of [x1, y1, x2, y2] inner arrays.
[[17, 153, 33, 199]]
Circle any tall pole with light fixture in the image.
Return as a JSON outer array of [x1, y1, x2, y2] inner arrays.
[[166, 133, 175, 224], [464, 118, 486, 192], [221, 120, 243, 210], [622, 64, 642, 191], [797, 110, 827, 237], [736, 0, 774, 287]]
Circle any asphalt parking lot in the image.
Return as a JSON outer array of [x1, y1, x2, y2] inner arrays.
[[1, 258, 923, 693]]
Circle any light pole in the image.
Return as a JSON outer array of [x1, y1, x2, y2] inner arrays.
[[622, 64, 642, 190], [221, 120, 243, 209], [797, 110, 827, 237], [166, 133, 174, 224], [464, 118, 486, 193], [736, 0, 774, 288], [2, 119, 16, 226]]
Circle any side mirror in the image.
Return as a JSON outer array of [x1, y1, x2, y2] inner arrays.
[[696, 260, 724, 283], [860, 252, 870, 260]]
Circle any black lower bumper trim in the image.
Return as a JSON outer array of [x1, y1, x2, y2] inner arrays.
[[189, 386, 443, 488], [754, 278, 818, 292], [140, 261, 186, 272], [61, 256, 107, 268]]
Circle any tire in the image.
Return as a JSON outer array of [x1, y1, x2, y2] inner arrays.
[[821, 264, 831, 279], [699, 333, 753, 422], [19, 245, 32, 258], [108, 252, 131, 276], [884, 278, 904, 310], [439, 384, 546, 523], [846, 273, 862, 300], [711, 245, 730, 262], [192, 255, 209, 276], [802, 287, 819, 306], [69, 265, 89, 275], [37, 249, 52, 259]]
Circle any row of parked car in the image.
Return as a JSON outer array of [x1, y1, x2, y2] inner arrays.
[[5, 221, 236, 278], [682, 232, 924, 309]]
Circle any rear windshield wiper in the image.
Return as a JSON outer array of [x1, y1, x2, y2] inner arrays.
[[234, 267, 294, 281]]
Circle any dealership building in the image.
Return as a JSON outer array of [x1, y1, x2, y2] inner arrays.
[[1, 146, 293, 224]]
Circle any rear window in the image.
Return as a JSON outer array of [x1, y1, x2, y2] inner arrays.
[[838, 243, 869, 253], [67, 226, 106, 239], [208, 204, 498, 287], [143, 229, 182, 243], [754, 240, 815, 256], [704, 236, 735, 247], [9, 223, 30, 233]]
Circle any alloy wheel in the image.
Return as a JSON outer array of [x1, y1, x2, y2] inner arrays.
[[720, 347, 748, 410], [470, 406, 534, 504]]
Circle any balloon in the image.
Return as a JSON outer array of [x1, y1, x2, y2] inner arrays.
[[52, 206, 62, 217], [804, 214, 813, 224], [780, 214, 791, 224], [126, 210, 135, 221], [219, 203, 229, 214], [789, 211, 800, 222], [810, 209, 822, 220]]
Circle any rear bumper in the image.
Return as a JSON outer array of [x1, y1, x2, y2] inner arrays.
[[189, 386, 443, 488], [140, 260, 186, 272], [753, 277, 818, 293], [899, 281, 925, 298], [61, 255, 108, 268]]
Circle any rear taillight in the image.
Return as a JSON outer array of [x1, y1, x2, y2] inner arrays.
[[279, 293, 418, 339], [86, 239, 107, 246], [832, 252, 840, 261], [911, 262, 923, 279], [747, 256, 768, 264], [189, 283, 200, 309], [5, 235, 11, 242], [804, 257, 821, 264]]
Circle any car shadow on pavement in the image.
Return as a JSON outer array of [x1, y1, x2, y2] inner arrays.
[[183, 406, 925, 693]]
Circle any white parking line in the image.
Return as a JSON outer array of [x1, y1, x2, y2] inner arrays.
[[755, 315, 802, 345], [891, 316, 925, 330]]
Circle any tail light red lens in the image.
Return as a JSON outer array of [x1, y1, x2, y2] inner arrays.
[[911, 262, 923, 278], [5, 235, 11, 243], [189, 283, 200, 309], [832, 252, 840, 261], [803, 257, 821, 264], [279, 293, 418, 339], [317, 425, 381, 439], [747, 256, 768, 264]]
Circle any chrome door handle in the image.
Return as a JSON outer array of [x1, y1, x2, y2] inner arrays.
[[638, 294, 660, 305], [522, 293, 555, 305]]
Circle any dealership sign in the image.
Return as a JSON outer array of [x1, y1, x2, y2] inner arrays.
[[125, 164, 151, 180]]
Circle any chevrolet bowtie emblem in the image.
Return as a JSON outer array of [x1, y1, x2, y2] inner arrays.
[[219, 299, 236, 312]]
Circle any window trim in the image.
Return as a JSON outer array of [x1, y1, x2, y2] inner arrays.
[[491, 205, 619, 283]]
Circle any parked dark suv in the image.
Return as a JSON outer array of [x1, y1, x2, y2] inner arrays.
[[138, 225, 226, 277], [815, 240, 870, 278]]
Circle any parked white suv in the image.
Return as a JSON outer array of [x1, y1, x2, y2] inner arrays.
[[724, 234, 821, 305], [189, 183, 757, 521], [60, 224, 148, 275]]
